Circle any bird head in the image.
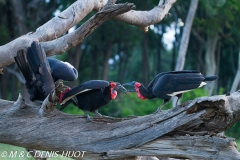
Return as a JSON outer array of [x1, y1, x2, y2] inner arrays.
[[123, 81, 146, 100], [109, 82, 127, 99]]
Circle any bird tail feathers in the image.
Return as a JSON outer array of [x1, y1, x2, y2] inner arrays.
[[14, 49, 33, 82], [27, 41, 49, 74], [204, 75, 218, 81]]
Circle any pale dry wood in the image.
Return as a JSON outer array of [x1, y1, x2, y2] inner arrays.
[[106, 136, 239, 160], [0, 0, 176, 68], [41, 2, 136, 56], [230, 48, 240, 92], [4, 67, 25, 84], [0, 90, 240, 159], [114, 0, 177, 32]]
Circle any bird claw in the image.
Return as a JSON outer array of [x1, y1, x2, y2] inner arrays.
[[84, 111, 92, 122], [172, 105, 179, 112], [86, 115, 92, 122], [94, 112, 103, 117], [153, 107, 162, 114], [94, 110, 103, 117]]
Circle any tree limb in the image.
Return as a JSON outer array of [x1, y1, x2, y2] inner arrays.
[[113, 0, 177, 32], [230, 48, 240, 92], [4, 67, 25, 84], [0, 91, 240, 159], [41, 2, 136, 56], [0, 0, 176, 68]]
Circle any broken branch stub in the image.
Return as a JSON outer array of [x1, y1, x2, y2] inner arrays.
[[38, 80, 69, 117]]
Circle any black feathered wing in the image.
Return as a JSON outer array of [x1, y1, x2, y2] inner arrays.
[[152, 73, 204, 99], [27, 41, 55, 98], [147, 70, 199, 91], [60, 80, 109, 105], [47, 58, 78, 82], [14, 50, 33, 83], [14, 49, 38, 99]]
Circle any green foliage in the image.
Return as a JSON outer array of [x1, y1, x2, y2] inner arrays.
[[226, 122, 240, 141], [0, 0, 5, 4]]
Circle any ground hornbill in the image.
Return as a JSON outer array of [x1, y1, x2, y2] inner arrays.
[[59, 80, 127, 121], [14, 41, 78, 101], [123, 70, 218, 113]]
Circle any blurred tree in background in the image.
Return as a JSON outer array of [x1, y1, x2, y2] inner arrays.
[[1, 0, 240, 144]]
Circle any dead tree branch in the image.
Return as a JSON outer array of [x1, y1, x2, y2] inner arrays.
[[0, 91, 240, 159], [0, 0, 176, 68]]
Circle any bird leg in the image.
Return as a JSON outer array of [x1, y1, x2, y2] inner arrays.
[[173, 94, 182, 111], [94, 110, 102, 117], [153, 101, 168, 114], [83, 110, 92, 122]]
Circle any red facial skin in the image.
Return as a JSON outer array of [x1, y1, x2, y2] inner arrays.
[[134, 82, 146, 100], [110, 82, 117, 99], [59, 87, 71, 102]]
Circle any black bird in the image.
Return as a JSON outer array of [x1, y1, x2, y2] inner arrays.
[[48, 58, 78, 82], [59, 80, 127, 121], [123, 70, 218, 113], [14, 41, 78, 101], [14, 41, 55, 101]]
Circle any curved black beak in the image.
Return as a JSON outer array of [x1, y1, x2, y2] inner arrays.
[[122, 82, 136, 92], [113, 83, 127, 93]]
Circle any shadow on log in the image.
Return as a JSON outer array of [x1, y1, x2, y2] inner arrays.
[[0, 87, 240, 159]]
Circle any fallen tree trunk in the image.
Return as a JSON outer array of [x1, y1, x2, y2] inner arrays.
[[0, 88, 240, 159]]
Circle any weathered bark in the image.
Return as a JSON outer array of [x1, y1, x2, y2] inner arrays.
[[230, 48, 240, 92], [0, 88, 240, 159], [0, 0, 176, 68], [175, 0, 199, 71]]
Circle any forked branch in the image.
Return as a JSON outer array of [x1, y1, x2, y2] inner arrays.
[[0, 0, 176, 68]]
